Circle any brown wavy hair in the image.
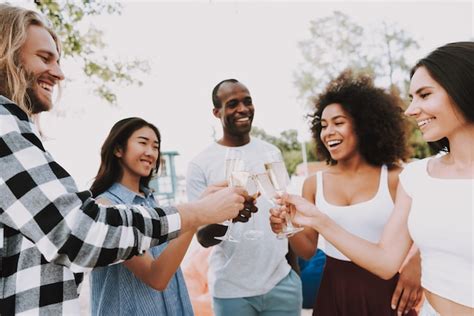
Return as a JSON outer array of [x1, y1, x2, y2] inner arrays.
[[309, 70, 409, 166], [90, 117, 161, 197]]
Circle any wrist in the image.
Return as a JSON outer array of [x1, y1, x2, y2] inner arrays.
[[312, 210, 329, 232], [176, 202, 200, 232]]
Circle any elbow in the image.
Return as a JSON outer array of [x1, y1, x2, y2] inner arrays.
[[376, 266, 399, 280], [379, 272, 397, 280], [149, 279, 170, 291], [300, 251, 315, 261], [294, 243, 317, 261]]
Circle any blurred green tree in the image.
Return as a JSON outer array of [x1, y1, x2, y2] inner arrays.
[[34, 0, 149, 104], [295, 11, 431, 158], [251, 126, 319, 175]]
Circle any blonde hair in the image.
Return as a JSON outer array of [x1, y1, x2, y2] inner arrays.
[[0, 4, 61, 114]]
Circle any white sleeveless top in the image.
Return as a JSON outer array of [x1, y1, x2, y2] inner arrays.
[[399, 158, 474, 308], [316, 165, 394, 261]]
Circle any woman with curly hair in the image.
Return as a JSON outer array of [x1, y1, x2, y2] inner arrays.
[[271, 70, 421, 316]]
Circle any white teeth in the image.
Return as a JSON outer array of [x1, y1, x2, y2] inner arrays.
[[39, 82, 52, 92], [418, 118, 434, 127], [327, 140, 342, 146], [236, 117, 249, 122]]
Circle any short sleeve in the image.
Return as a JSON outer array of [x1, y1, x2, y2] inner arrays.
[[186, 161, 207, 202], [399, 158, 429, 198]]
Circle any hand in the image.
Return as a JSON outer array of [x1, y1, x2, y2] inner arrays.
[[276, 193, 321, 228], [269, 205, 286, 234], [233, 192, 259, 223], [391, 252, 423, 315], [195, 187, 246, 225], [200, 181, 228, 198]]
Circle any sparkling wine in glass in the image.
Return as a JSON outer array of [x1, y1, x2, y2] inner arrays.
[[261, 152, 304, 238], [242, 176, 264, 241], [215, 148, 244, 242]]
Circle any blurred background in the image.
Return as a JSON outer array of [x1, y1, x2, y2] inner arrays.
[[12, 0, 473, 202]]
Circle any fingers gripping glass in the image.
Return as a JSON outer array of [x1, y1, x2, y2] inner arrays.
[[255, 151, 303, 239], [215, 148, 244, 242]]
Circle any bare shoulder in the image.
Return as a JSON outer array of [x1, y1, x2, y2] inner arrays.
[[302, 174, 317, 200], [303, 174, 317, 191]]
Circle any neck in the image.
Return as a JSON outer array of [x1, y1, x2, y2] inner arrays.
[[333, 154, 371, 174], [444, 123, 474, 167], [118, 173, 141, 194], [218, 133, 251, 147]]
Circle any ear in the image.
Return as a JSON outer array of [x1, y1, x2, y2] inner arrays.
[[212, 107, 221, 119], [114, 146, 123, 158]]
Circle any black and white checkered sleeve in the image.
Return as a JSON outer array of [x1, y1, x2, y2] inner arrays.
[[0, 103, 181, 272]]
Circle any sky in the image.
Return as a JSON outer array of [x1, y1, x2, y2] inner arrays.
[[15, 0, 472, 189]]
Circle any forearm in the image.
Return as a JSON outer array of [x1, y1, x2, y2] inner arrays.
[[148, 230, 196, 289], [289, 228, 318, 260], [196, 224, 227, 247], [400, 245, 420, 271], [315, 213, 406, 279], [175, 202, 201, 233]]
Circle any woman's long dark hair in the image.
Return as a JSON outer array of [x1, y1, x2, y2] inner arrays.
[[410, 41, 474, 153], [90, 117, 161, 197]]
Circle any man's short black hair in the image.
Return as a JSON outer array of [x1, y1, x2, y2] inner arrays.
[[212, 78, 239, 108]]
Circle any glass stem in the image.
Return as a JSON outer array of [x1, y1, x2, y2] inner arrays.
[[284, 212, 295, 230]]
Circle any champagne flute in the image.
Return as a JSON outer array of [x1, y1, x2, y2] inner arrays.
[[215, 148, 244, 242], [259, 151, 304, 238], [242, 175, 264, 241]]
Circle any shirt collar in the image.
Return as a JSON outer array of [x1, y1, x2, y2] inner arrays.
[[108, 182, 153, 204]]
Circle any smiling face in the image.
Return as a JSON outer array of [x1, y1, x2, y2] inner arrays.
[[213, 82, 254, 140], [320, 103, 359, 162], [18, 25, 64, 113], [406, 66, 467, 142], [115, 126, 160, 182]]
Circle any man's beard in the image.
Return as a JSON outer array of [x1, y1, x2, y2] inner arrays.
[[26, 86, 48, 114], [25, 70, 51, 114]]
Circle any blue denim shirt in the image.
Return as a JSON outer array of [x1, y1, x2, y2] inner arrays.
[[90, 183, 193, 316]]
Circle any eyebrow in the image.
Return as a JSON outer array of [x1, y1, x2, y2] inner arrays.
[[137, 136, 159, 144], [321, 115, 347, 121], [409, 86, 435, 98]]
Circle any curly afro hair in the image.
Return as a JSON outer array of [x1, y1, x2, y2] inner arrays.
[[309, 70, 410, 166]]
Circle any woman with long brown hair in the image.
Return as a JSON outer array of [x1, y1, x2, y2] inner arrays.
[[89, 117, 194, 316]]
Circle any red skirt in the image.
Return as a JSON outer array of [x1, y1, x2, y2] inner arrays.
[[313, 256, 417, 316]]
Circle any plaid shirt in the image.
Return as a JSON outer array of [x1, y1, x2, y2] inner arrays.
[[0, 96, 181, 315]]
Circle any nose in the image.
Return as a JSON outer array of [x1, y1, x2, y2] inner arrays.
[[326, 124, 336, 135], [236, 102, 250, 113], [145, 145, 158, 159], [50, 62, 65, 81], [320, 124, 334, 140], [404, 99, 420, 117]]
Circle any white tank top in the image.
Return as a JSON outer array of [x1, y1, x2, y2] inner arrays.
[[316, 165, 394, 261], [400, 158, 473, 308]]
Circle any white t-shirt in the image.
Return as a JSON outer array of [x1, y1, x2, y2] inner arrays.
[[186, 138, 291, 298], [400, 157, 474, 308]]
